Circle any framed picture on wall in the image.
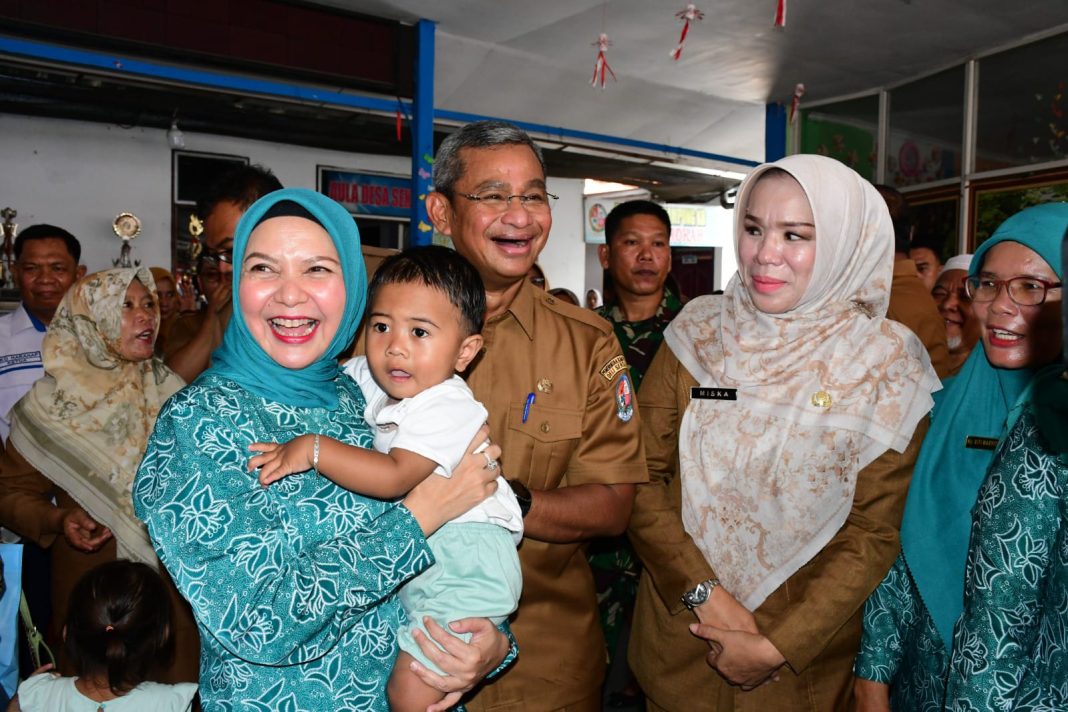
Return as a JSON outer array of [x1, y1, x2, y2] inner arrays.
[[970, 168, 1068, 250]]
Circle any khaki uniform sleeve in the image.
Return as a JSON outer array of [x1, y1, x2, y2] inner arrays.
[[627, 346, 716, 614], [887, 273, 951, 380], [763, 417, 929, 673], [562, 330, 647, 486], [0, 439, 62, 546], [914, 312, 951, 380]]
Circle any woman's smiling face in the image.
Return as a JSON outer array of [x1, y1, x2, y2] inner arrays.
[[973, 240, 1062, 370], [738, 172, 817, 314], [239, 216, 345, 370]]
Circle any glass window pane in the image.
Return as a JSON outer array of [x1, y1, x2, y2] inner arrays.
[[911, 194, 960, 261], [800, 95, 879, 181], [972, 173, 1068, 249], [887, 67, 965, 187], [976, 31, 1068, 172]]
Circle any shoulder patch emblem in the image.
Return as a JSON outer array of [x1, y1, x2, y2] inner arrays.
[[616, 373, 634, 422], [599, 355, 627, 382]]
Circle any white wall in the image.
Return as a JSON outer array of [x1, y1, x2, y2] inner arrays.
[[0, 114, 408, 273], [0, 115, 592, 287], [539, 177, 587, 296]]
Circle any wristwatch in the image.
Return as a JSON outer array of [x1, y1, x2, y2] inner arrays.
[[682, 577, 721, 609], [508, 479, 532, 518]]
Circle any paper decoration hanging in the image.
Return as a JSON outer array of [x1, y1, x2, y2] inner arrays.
[[395, 98, 410, 142], [591, 33, 617, 89], [775, 0, 786, 26], [671, 4, 704, 61]]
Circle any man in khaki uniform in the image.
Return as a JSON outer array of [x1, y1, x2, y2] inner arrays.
[[426, 120, 648, 711], [875, 185, 951, 378]]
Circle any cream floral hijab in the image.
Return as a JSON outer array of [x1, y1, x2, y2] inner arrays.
[[9, 268, 184, 565], [665, 155, 939, 610]]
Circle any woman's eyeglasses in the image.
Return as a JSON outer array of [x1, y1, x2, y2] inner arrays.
[[964, 275, 1062, 306], [459, 190, 559, 213]]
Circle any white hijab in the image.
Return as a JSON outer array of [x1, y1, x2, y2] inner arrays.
[[666, 155, 939, 610]]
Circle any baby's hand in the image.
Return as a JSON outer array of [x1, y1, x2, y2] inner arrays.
[[249, 435, 314, 486]]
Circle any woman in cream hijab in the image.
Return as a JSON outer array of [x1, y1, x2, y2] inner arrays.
[[0, 268, 194, 680], [627, 154, 940, 711]]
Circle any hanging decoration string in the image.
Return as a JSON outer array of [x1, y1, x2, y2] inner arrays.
[[590, 33, 617, 89], [671, 4, 704, 61]]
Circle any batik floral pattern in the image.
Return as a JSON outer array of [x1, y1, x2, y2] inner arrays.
[[134, 374, 433, 711], [856, 554, 950, 712], [946, 408, 1068, 711]]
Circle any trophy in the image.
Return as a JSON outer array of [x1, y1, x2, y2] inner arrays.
[[112, 212, 142, 268], [1, 207, 16, 289]]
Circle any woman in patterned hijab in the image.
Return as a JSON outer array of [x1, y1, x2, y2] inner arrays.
[[9, 267, 184, 565], [2, 267, 193, 679], [628, 154, 939, 711]]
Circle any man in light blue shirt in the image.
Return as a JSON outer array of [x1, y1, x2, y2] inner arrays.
[[0, 224, 84, 442]]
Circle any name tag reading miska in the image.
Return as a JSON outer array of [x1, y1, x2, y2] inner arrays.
[[690, 387, 738, 401]]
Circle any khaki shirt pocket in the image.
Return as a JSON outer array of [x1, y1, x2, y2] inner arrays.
[[504, 402, 582, 491]]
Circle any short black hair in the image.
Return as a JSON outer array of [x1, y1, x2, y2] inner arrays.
[[368, 245, 486, 336], [14, 224, 81, 263], [604, 200, 672, 245], [195, 164, 283, 221], [874, 184, 912, 254], [64, 560, 173, 695], [909, 234, 945, 259]]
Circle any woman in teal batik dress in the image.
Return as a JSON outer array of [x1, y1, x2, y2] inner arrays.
[[134, 188, 511, 712], [854, 202, 1067, 712], [943, 231, 1068, 711]]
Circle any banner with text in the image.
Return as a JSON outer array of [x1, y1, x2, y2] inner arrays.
[[319, 167, 412, 219]]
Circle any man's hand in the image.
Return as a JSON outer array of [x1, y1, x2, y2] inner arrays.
[[407, 617, 510, 712], [204, 278, 232, 316], [61, 507, 112, 552]]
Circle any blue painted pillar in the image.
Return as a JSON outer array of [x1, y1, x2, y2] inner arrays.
[[410, 19, 435, 246], [765, 103, 787, 162]]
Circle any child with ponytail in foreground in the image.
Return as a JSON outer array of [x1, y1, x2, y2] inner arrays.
[[6, 560, 197, 711]]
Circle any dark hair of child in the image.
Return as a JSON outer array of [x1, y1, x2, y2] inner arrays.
[[64, 560, 174, 695], [368, 245, 487, 336]]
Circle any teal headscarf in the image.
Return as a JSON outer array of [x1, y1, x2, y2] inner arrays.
[[1031, 227, 1068, 454], [206, 188, 367, 409], [901, 202, 1068, 647]]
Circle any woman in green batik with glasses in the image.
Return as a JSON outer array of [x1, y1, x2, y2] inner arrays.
[[854, 202, 1066, 712]]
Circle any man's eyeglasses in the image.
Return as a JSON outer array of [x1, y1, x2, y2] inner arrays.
[[200, 248, 234, 268], [964, 275, 1062, 307], [459, 190, 559, 213]]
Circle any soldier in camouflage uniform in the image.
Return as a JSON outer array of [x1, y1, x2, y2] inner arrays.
[[591, 200, 683, 706]]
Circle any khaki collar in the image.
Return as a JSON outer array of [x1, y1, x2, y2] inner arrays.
[[490, 279, 536, 341], [893, 258, 920, 278]]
